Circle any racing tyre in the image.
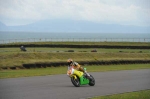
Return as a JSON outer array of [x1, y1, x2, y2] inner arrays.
[[71, 76, 80, 87], [89, 74, 95, 86]]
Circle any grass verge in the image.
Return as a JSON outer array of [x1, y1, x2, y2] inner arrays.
[[1, 48, 150, 53], [90, 90, 150, 99], [0, 64, 150, 79], [3, 41, 150, 46]]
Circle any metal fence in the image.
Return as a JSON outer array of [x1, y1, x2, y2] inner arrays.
[[0, 38, 150, 44]]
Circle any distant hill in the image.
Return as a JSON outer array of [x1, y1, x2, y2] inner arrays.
[[0, 20, 150, 33], [0, 22, 6, 28]]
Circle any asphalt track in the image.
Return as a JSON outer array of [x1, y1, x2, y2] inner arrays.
[[0, 69, 150, 99]]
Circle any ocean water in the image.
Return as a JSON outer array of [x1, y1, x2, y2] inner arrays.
[[0, 31, 150, 43]]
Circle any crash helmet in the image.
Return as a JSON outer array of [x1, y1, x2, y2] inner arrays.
[[67, 58, 73, 65]]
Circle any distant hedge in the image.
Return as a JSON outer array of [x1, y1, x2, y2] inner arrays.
[[1, 59, 150, 70], [23, 60, 150, 69], [0, 44, 150, 49]]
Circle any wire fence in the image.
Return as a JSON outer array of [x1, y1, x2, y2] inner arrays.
[[0, 38, 150, 44]]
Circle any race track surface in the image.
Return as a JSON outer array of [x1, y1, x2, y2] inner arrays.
[[0, 69, 150, 99]]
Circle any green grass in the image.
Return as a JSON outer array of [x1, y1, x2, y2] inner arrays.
[[0, 41, 150, 68], [86, 64, 150, 72], [0, 42, 150, 68], [0, 64, 150, 79], [0, 48, 150, 53], [3, 41, 150, 46], [90, 90, 150, 99], [0, 51, 150, 67], [0, 47, 150, 68]]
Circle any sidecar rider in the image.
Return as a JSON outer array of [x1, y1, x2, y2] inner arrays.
[[20, 46, 27, 51], [67, 58, 91, 78]]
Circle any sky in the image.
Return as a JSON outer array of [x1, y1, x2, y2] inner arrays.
[[0, 0, 150, 27]]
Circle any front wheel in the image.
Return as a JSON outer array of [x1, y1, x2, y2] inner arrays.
[[89, 74, 95, 86], [71, 76, 80, 87]]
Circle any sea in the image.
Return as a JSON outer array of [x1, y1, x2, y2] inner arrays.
[[0, 31, 150, 44]]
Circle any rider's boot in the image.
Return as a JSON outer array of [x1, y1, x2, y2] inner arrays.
[[84, 71, 93, 81], [84, 71, 90, 76], [81, 67, 93, 81]]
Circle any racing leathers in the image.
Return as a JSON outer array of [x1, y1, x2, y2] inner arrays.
[[67, 61, 90, 77]]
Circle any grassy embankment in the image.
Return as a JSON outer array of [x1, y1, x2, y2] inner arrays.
[[90, 90, 150, 99], [0, 64, 150, 79], [0, 41, 150, 68], [0, 48, 150, 68]]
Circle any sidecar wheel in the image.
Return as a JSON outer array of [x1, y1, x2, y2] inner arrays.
[[89, 75, 95, 86], [71, 76, 80, 87]]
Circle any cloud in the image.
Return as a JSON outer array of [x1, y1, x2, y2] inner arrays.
[[0, 0, 150, 26]]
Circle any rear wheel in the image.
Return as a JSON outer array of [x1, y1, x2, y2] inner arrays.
[[71, 76, 80, 87], [89, 74, 95, 86]]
